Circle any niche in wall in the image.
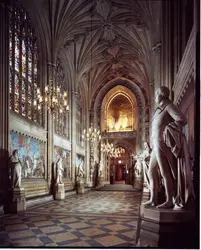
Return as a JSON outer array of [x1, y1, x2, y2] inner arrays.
[[10, 131, 45, 178]]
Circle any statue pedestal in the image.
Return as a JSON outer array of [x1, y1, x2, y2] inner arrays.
[[97, 177, 104, 188], [136, 205, 196, 248], [134, 176, 143, 190], [87, 181, 93, 187], [54, 183, 65, 200], [4, 188, 26, 213], [77, 183, 85, 194]]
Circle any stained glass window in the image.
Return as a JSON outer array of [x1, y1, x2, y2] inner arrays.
[[9, 2, 41, 124], [54, 58, 69, 138]]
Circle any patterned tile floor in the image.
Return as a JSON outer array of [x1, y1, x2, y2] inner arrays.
[[0, 189, 142, 247]]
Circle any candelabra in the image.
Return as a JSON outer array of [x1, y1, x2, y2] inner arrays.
[[101, 142, 122, 158], [34, 80, 69, 114], [82, 124, 101, 142]]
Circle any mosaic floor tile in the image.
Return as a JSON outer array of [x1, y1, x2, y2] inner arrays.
[[67, 222, 90, 229], [79, 228, 106, 237], [48, 231, 78, 243], [32, 220, 55, 227], [40, 225, 64, 234], [105, 224, 130, 231], [5, 223, 28, 231], [8, 229, 34, 239], [11, 237, 43, 247], [65, 240, 91, 247], [95, 235, 126, 247], [0, 189, 142, 248]]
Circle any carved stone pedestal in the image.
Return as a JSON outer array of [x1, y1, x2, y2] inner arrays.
[[87, 181, 93, 188], [134, 176, 143, 190], [136, 205, 196, 248], [54, 183, 65, 200], [97, 177, 104, 188], [77, 183, 85, 194], [4, 188, 26, 213]]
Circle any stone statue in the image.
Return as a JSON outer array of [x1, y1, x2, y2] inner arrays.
[[143, 86, 195, 209], [134, 156, 142, 177], [141, 142, 152, 188], [9, 149, 22, 188], [93, 161, 99, 187], [55, 157, 64, 184], [140, 142, 162, 191], [76, 162, 85, 184]]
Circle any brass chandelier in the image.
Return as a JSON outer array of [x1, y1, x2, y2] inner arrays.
[[101, 142, 122, 158], [35, 79, 69, 114], [82, 124, 101, 142]]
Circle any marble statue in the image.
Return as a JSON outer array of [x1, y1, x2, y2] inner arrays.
[[140, 142, 162, 191], [55, 157, 64, 184], [93, 161, 99, 186], [134, 156, 142, 177], [76, 162, 85, 184], [143, 86, 195, 209], [141, 142, 152, 187], [9, 149, 22, 188]]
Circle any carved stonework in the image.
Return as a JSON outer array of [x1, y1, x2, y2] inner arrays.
[[152, 42, 162, 54], [101, 131, 136, 138]]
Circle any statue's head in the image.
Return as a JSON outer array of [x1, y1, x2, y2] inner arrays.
[[13, 149, 18, 157], [155, 86, 170, 104]]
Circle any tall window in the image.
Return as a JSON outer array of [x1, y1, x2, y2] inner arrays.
[[9, 2, 40, 124], [54, 58, 69, 137], [76, 93, 83, 145]]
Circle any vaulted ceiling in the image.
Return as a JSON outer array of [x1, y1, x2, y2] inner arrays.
[[23, 0, 162, 106]]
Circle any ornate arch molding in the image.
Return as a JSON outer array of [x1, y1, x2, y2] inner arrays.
[[90, 77, 147, 128], [113, 140, 135, 155]]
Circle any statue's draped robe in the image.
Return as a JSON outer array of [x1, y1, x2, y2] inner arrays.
[[164, 122, 195, 208], [9, 155, 21, 188]]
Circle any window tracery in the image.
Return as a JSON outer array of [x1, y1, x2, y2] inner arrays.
[[9, 3, 40, 124]]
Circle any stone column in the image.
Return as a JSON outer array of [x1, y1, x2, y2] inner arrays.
[[46, 63, 54, 191], [71, 92, 77, 186], [161, 0, 173, 100], [0, 2, 10, 201]]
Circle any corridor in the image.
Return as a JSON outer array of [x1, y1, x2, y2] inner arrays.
[[0, 188, 142, 247]]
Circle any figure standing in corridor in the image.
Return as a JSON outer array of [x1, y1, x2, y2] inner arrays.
[[143, 86, 194, 209]]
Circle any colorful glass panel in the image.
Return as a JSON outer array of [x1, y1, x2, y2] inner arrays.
[[9, 3, 40, 124]]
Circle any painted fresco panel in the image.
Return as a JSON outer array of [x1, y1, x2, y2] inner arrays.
[[54, 146, 71, 179], [10, 131, 45, 178]]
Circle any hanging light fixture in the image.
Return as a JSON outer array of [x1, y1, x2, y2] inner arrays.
[[33, 5, 69, 115], [35, 80, 69, 114], [82, 7, 101, 143], [82, 123, 101, 142], [101, 142, 122, 158]]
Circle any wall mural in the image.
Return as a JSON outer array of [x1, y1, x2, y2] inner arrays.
[[54, 146, 71, 179], [10, 131, 45, 178]]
